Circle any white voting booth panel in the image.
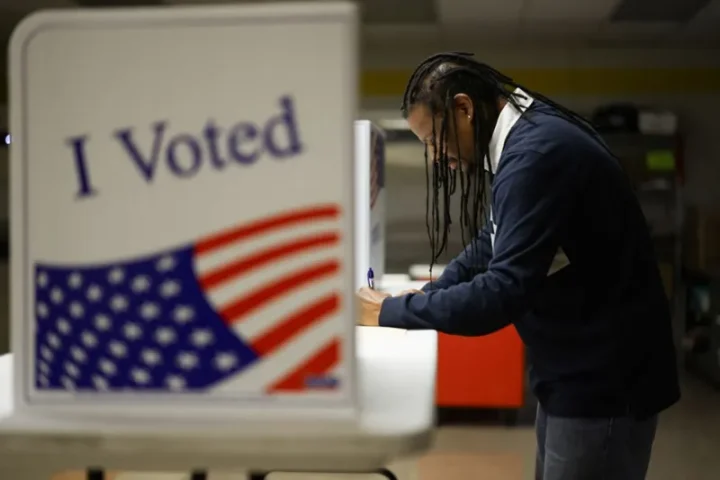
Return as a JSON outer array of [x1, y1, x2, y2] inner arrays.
[[0, 3, 435, 478], [354, 120, 386, 290], [9, 3, 359, 425]]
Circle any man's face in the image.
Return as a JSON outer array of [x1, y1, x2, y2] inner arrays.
[[406, 95, 476, 170]]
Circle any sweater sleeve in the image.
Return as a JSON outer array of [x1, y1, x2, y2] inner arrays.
[[420, 225, 493, 293], [379, 150, 578, 335]]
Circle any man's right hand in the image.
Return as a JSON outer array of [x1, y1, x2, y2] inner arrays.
[[396, 289, 424, 296]]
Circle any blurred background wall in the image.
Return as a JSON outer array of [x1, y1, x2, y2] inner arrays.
[[1, 0, 720, 355], [359, 42, 720, 270]]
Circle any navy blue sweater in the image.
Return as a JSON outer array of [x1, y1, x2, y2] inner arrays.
[[380, 102, 680, 418]]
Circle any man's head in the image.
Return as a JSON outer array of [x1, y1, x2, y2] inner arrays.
[[401, 53, 605, 274], [401, 53, 517, 171], [404, 89, 475, 171], [400, 52, 522, 270]]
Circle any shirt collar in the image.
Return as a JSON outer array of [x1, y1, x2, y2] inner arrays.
[[486, 88, 534, 173]]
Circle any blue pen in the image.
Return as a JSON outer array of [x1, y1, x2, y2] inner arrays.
[[367, 267, 375, 290]]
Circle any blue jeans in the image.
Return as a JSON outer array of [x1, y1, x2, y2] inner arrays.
[[535, 404, 658, 480]]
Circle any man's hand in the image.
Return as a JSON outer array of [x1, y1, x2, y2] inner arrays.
[[356, 287, 391, 326], [397, 289, 424, 296]]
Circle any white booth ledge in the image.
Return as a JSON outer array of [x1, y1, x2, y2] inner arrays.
[[0, 326, 437, 474], [1, 3, 437, 477]]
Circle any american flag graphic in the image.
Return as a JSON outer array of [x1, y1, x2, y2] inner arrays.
[[370, 129, 385, 209], [33, 204, 344, 394]]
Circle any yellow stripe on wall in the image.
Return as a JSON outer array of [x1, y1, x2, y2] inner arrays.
[[3, 68, 719, 105], [361, 68, 720, 97]]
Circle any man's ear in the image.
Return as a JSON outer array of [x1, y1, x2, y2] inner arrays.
[[453, 93, 474, 123]]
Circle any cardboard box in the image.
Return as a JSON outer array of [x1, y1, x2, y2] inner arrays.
[[684, 207, 720, 272]]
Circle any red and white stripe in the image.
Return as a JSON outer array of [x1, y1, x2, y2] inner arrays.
[[192, 205, 344, 394]]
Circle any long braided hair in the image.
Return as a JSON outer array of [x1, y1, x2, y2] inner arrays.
[[401, 52, 603, 275]]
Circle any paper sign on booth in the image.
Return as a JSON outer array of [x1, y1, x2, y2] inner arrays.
[[353, 121, 385, 290], [10, 4, 358, 416], [369, 124, 386, 281]]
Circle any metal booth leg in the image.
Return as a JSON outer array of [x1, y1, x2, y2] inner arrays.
[[86, 468, 214, 480], [191, 468, 265, 480], [190, 468, 395, 480], [87, 469, 105, 480], [83, 467, 388, 480], [374, 468, 399, 480], [244, 469, 396, 479]]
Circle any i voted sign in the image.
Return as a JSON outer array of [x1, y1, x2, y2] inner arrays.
[[68, 96, 303, 199], [10, 4, 358, 416]]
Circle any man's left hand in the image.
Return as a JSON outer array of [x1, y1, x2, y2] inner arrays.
[[356, 287, 391, 326]]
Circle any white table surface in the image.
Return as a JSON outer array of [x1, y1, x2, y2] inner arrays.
[[0, 326, 437, 474]]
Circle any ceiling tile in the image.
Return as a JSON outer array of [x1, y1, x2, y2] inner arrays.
[[592, 20, 681, 46], [521, 0, 621, 21], [437, 0, 524, 24], [77, 0, 161, 5], [598, 20, 681, 33], [611, 0, 713, 23], [0, 0, 75, 11], [168, 0, 437, 25], [165, 0, 273, 3], [361, 0, 436, 25], [516, 20, 603, 39]]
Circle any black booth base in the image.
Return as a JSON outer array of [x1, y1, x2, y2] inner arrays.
[[88, 467, 398, 480]]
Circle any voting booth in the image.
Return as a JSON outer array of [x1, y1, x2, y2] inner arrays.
[[0, 4, 436, 480], [11, 1, 358, 425], [354, 120, 386, 289]]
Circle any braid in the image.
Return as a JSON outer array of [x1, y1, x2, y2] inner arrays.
[[402, 52, 608, 276]]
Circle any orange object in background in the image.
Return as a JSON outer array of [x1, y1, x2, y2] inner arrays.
[[52, 473, 119, 480], [436, 325, 524, 408]]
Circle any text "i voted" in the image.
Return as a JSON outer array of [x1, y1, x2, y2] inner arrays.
[[66, 95, 303, 199]]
